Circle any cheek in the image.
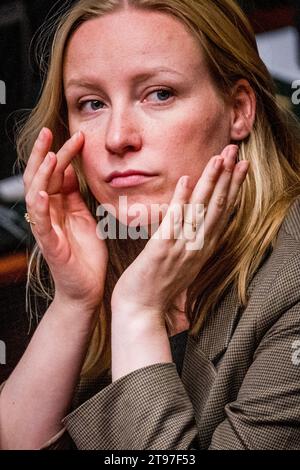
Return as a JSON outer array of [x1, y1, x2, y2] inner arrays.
[[156, 113, 210, 179], [79, 128, 105, 177], [167, 102, 230, 178], [77, 139, 109, 206], [68, 116, 103, 173]]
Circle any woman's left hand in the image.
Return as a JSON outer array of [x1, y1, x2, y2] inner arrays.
[[111, 144, 248, 331]]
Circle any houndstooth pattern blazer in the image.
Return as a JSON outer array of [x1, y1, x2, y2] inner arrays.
[[5, 199, 300, 450]]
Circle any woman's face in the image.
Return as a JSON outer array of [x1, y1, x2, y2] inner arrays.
[[64, 8, 233, 226]]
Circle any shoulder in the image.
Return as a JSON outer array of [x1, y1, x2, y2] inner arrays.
[[245, 198, 300, 336], [280, 197, 300, 243], [251, 197, 300, 300]]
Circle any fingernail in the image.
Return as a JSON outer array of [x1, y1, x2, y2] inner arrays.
[[228, 145, 239, 159], [224, 146, 238, 172], [72, 131, 82, 141]]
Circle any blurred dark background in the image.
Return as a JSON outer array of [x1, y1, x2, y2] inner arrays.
[[0, 0, 76, 181], [1, 0, 300, 381]]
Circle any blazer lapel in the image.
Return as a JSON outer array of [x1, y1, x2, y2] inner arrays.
[[187, 285, 241, 364], [180, 253, 266, 425], [180, 285, 241, 434]]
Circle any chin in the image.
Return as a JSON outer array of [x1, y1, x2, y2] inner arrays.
[[117, 210, 160, 228], [99, 196, 168, 238]]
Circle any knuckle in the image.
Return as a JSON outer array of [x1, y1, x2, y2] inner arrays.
[[207, 169, 219, 184], [202, 200, 210, 210], [173, 245, 183, 260], [151, 244, 168, 262], [173, 211, 183, 227], [207, 174, 217, 185], [215, 195, 226, 209], [224, 166, 233, 174], [170, 205, 183, 225]]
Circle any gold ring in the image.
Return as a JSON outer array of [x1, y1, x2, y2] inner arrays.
[[184, 220, 198, 232], [24, 212, 36, 226]]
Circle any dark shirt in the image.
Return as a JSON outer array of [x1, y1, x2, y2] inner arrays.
[[169, 330, 188, 377]]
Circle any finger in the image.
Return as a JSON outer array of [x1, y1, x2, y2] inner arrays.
[[186, 149, 241, 252], [33, 191, 60, 256], [53, 132, 84, 173], [205, 160, 249, 244], [23, 128, 53, 191], [226, 160, 249, 212], [188, 152, 225, 206], [46, 131, 84, 195], [204, 145, 239, 234], [211, 160, 249, 239], [207, 161, 249, 248], [25, 152, 57, 211], [184, 145, 238, 239], [183, 155, 223, 238], [152, 176, 191, 242]]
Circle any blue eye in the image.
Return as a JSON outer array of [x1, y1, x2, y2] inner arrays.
[[148, 89, 174, 102], [78, 100, 105, 111], [90, 100, 104, 110]]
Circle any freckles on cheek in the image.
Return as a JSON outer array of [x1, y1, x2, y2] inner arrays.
[[168, 117, 202, 158], [80, 130, 102, 166], [74, 118, 103, 146], [165, 112, 224, 179], [158, 119, 192, 160], [78, 143, 101, 187], [180, 109, 226, 158], [79, 146, 93, 174]]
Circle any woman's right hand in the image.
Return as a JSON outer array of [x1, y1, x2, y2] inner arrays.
[[23, 127, 108, 312]]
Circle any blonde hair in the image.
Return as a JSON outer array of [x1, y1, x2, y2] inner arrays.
[[18, 0, 300, 378]]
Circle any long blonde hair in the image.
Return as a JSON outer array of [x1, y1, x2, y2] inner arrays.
[[17, 0, 300, 378]]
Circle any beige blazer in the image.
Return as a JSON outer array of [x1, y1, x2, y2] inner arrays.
[[3, 199, 300, 450]]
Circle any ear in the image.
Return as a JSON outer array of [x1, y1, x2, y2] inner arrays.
[[230, 79, 256, 141]]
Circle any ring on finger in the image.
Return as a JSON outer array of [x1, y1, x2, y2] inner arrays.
[[184, 203, 207, 232], [184, 219, 198, 232], [24, 212, 36, 226]]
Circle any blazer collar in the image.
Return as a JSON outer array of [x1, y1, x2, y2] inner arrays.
[[280, 197, 300, 239], [189, 285, 241, 363]]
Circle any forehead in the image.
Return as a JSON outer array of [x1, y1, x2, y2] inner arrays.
[[63, 9, 205, 80]]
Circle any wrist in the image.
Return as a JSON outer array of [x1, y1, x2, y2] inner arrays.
[[112, 305, 167, 340], [112, 303, 165, 329], [111, 309, 171, 381], [51, 294, 100, 324]]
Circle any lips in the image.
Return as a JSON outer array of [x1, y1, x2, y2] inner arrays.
[[105, 169, 157, 183]]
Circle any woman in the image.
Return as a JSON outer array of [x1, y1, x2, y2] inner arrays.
[[1, 0, 300, 450]]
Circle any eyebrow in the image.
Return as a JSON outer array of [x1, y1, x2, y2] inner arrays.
[[65, 67, 185, 89]]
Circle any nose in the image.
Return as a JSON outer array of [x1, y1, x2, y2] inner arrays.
[[105, 105, 143, 156]]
